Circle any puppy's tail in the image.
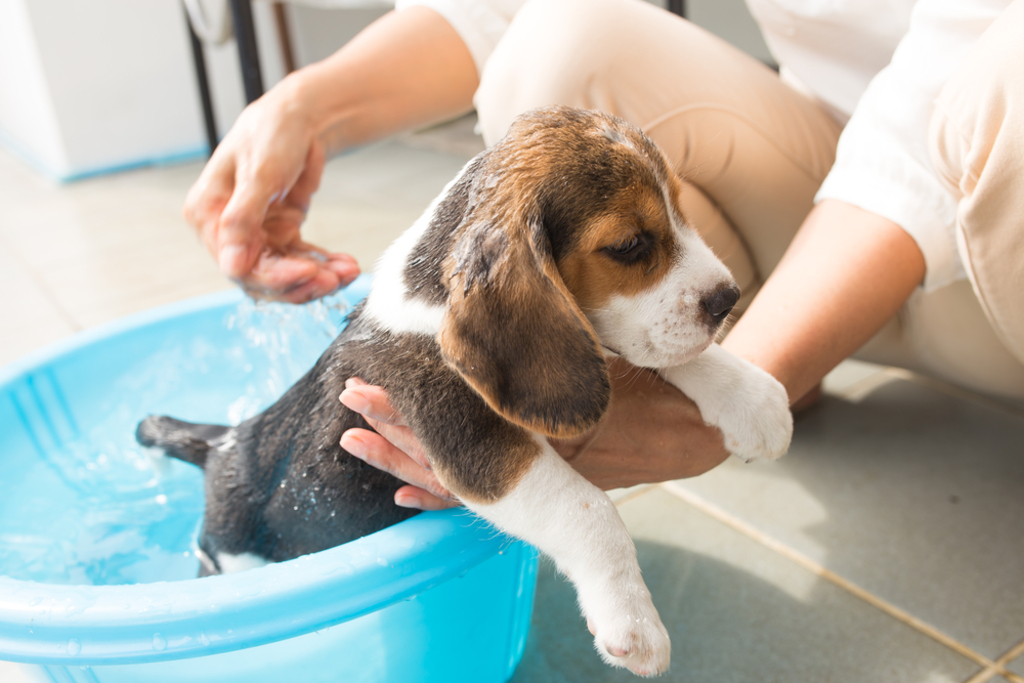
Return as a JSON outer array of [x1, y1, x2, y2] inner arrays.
[[136, 415, 232, 469]]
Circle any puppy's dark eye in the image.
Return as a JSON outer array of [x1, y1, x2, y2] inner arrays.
[[603, 232, 652, 265], [606, 235, 640, 256]]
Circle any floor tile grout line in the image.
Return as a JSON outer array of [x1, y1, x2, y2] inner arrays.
[[964, 666, 1004, 683], [995, 638, 1024, 667], [967, 667, 1024, 683], [612, 484, 658, 509], [981, 638, 1024, 683], [659, 481, 998, 670]]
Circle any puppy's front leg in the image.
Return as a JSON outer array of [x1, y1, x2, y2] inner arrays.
[[458, 440, 670, 677], [660, 344, 793, 462]]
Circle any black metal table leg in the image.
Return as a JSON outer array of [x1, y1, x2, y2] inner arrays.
[[186, 7, 219, 155], [668, 0, 686, 17], [230, 0, 264, 104]]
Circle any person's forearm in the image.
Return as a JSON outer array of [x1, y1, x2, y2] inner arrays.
[[284, 7, 479, 154], [722, 199, 926, 404]]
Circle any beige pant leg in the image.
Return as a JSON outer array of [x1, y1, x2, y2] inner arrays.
[[474, 0, 842, 312], [929, 0, 1024, 369], [846, 2, 1024, 399]]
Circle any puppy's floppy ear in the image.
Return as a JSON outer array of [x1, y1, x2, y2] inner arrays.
[[438, 205, 610, 439]]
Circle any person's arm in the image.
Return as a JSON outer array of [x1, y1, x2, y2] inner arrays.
[[184, 7, 479, 303], [339, 198, 925, 509], [723, 198, 925, 403]]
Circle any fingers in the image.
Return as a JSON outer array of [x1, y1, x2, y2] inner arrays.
[[340, 427, 456, 507], [339, 378, 456, 512], [395, 485, 456, 511], [340, 380, 432, 470], [241, 250, 359, 303], [217, 167, 277, 278], [340, 378, 406, 425]]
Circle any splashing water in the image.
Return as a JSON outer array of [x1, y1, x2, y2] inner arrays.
[[0, 292, 351, 586]]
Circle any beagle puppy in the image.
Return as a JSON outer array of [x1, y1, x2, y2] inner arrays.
[[138, 106, 792, 676]]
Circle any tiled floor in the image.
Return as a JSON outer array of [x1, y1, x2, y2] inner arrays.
[[2, 114, 1023, 683]]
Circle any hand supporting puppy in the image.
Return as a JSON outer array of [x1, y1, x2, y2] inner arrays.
[[340, 357, 732, 509], [339, 377, 459, 510]]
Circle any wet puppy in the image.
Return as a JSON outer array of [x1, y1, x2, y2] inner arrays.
[[138, 106, 792, 676]]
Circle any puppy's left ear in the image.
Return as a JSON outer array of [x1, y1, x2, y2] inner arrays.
[[439, 209, 610, 439]]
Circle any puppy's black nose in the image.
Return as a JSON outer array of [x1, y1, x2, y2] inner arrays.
[[702, 285, 740, 323]]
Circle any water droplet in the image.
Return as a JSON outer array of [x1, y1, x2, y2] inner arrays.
[[376, 557, 388, 567], [155, 494, 168, 505], [153, 633, 167, 651], [67, 638, 81, 655]]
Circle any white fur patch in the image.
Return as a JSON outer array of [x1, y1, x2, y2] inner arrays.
[[215, 429, 237, 453], [363, 159, 480, 337], [660, 343, 793, 462], [215, 551, 270, 574]]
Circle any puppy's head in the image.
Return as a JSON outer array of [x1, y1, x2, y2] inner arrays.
[[436, 107, 737, 438]]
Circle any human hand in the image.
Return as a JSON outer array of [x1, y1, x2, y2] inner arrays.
[[339, 378, 459, 511], [184, 79, 360, 303], [338, 358, 731, 510]]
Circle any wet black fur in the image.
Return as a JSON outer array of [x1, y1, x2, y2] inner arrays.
[[136, 300, 537, 572]]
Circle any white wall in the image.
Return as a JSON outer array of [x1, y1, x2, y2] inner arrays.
[[0, 0, 70, 174], [1, 0, 208, 179]]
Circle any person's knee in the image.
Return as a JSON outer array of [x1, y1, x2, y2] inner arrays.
[[476, 0, 637, 144], [928, 1, 1024, 196]]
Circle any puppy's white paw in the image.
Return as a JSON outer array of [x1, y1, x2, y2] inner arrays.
[[586, 592, 671, 677], [662, 344, 793, 463], [716, 365, 792, 462]]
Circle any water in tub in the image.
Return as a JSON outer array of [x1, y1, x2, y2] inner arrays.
[[0, 294, 350, 585]]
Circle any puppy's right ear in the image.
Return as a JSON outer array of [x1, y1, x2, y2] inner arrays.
[[438, 203, 610, 440]]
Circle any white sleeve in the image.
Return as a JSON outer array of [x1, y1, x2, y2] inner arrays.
[[395, 0, 526, 77], [814, 0, 1009, 291]]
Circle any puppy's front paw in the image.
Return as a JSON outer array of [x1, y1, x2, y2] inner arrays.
[[717, 364, 792, 462], [587, 594, 671, 677], [662, 346, 793, 463]]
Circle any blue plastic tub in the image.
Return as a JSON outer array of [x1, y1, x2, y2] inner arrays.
[[0, 277, 538, 683]]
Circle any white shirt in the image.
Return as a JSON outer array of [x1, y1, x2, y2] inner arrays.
[[396, 0, 1011, 291]]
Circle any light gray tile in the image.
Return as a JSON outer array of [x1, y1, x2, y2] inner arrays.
[[397, 112, 487, 159], [822, 358, 891, 397], [512, 488, 978, 683], [0, 240, 77, 366], [671, 378, 1024, 660], [1010, 649, 1024, 678]]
